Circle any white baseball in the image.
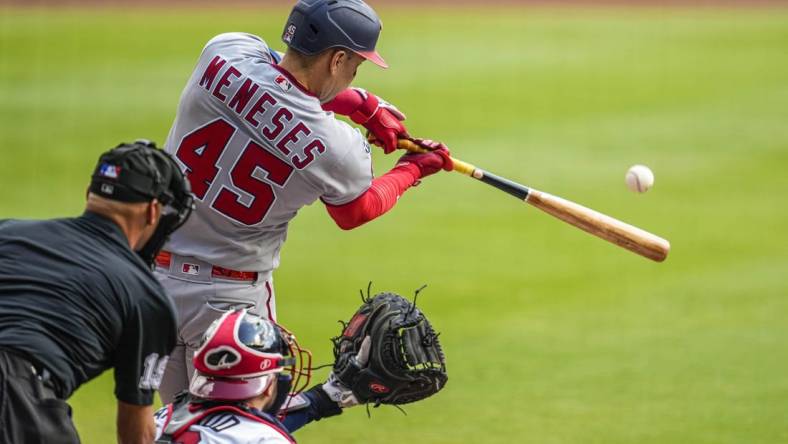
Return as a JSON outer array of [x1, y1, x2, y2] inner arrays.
[[625, 165, 654, 193]]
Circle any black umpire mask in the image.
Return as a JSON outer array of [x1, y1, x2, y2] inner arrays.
[[88, 140, 194, 266]]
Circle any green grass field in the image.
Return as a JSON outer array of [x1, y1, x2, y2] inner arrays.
[[1, 4, 787, 443]]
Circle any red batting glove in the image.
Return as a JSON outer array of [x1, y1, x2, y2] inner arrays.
[[396, 139, 454, 178], [364, 107, 408, 154], [322, 88, 408, 154]]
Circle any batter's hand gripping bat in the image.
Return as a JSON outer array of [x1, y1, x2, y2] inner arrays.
[[398, 139, 670, 262]]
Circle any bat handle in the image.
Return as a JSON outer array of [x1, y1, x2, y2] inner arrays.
[[397, 139, 477, 176]]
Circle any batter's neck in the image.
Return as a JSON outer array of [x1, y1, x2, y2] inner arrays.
[[278, 55, 320, 97]]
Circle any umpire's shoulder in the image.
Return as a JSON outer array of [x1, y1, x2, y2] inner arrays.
[[104, 248, 176, 321], [134, 262, 175, 318]]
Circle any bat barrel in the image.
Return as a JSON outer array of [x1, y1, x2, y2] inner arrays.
[[526, 189, 670, 262]]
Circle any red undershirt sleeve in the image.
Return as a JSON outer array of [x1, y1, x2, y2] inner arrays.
[[324, 163, 421, 230]]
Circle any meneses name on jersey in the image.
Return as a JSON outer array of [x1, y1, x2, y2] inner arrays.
[[199, 55, 326, 170]]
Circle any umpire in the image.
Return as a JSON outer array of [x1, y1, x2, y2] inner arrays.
[[0, 140, 193, 443]]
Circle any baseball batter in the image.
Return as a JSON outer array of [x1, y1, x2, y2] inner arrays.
[[156, 0, 453, 402]]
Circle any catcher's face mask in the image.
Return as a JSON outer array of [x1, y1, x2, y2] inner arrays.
[[89, 140, 194, 266], [190, 309, 312, 403]]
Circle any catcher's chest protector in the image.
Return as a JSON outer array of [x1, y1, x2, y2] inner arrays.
[[156, 402, 294, 443]]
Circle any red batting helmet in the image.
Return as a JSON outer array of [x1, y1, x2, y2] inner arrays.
[[190, 309, 311, 401]]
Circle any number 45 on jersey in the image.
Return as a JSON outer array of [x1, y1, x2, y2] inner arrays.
[[176, 119, 295, 226]]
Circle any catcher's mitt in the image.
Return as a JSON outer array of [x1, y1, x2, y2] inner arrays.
[[331, 290, 448, 406]]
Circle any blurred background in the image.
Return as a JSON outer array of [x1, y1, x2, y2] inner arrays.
[[1, 0, 787, 442]]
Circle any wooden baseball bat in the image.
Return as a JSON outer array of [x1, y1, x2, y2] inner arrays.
[[398, 139, 670, 262]]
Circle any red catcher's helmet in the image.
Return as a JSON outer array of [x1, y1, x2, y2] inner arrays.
[[190, 309, 311, 401]]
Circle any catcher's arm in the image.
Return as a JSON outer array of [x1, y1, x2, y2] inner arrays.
[[280, 338, 371, 433], [280, 386, 342, 433]]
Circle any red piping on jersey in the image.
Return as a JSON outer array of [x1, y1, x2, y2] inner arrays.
[[271, 64, 318, 98], [166, 405, 296, 444], [265, 281, 275, 322], [161, 403, 175, 435], [324, 163, 421, 230]]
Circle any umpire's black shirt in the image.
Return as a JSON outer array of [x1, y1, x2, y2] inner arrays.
[[0, 211, 177, 405]]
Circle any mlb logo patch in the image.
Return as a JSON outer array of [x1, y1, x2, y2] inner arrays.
[[283, 24, 296, 44], [182, 263, 200, 275], [99, 163, 121, 179], [275, 75, 293, 92]]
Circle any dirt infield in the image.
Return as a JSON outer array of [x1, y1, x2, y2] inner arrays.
[[2, 0, 787, 8]]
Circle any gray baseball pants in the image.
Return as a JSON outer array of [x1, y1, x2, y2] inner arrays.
[[154, 253, 275, 404]]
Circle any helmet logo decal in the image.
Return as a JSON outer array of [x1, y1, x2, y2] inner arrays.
[[259, 358, 274, 371], [204, 346, 242, 370], [283, 24, 296, 44]]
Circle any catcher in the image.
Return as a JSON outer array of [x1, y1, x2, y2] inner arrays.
[[154, 291, 447, 443], [154, 309, 304, 443]]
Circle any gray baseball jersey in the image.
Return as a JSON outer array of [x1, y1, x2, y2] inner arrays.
[[164, 32, 373, 273]]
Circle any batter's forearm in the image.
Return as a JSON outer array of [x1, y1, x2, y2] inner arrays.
[[325, 163, 421, 230]]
